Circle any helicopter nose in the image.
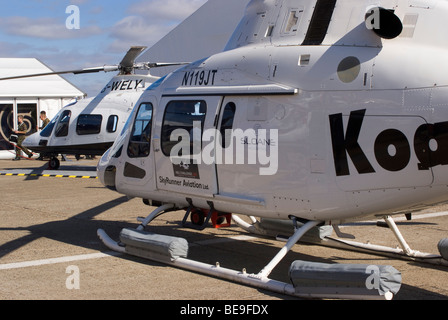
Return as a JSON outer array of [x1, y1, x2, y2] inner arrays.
[[102, 165, 117, 191], [97, 149, 117, 191], [23, 132, 41, 149]]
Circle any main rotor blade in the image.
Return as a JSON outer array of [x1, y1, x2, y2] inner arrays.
[[144, 62, 190, 68], [0, 65, 119, 81], [120, 46, 148, 69]]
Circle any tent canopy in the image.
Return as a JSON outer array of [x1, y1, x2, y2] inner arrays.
[[0, 58, 85, 98]]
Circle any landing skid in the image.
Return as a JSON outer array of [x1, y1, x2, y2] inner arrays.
[[98, 205, 402, 300], [232, 214, 448, 267]]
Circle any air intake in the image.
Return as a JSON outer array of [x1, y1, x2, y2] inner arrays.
[[365, 7, 403, 39]]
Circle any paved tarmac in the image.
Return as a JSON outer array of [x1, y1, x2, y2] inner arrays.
[[0, 156, 447, 303]]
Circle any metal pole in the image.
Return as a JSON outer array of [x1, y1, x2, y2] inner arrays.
[[258, 220, 321, 278], [383, 215, 414, 256], [137, 203, 175, 230]]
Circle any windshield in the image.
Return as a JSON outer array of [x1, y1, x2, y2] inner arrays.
[[40, 115, 59, 138]]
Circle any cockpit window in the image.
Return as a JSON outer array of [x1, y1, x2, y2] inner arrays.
[[40, 115, 59, 138], [127, 103, 153, 158], [55, 110, 71, 137]]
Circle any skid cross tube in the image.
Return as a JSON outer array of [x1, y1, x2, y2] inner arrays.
[[137, 204, 175, 231], [383, 215, 415, 256]]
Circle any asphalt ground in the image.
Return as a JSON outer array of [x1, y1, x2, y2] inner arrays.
[[0, 156, 447, 304]]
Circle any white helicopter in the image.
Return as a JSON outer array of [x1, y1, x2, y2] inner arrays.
[[1, 46, 185, 169], [96, 0, 448, 299]]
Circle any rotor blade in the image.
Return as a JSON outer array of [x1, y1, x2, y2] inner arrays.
[[120, 46, 148, 69], [146, 62, 191, 68], [0, 65, 119, 81], [133, 62, 191, 71]]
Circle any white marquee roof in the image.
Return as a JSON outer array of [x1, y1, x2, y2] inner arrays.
[[0, 58, 86, 98]]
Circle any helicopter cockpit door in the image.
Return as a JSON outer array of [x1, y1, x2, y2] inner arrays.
[[154, 96, 222, 199], [114, 98, 157, 196]]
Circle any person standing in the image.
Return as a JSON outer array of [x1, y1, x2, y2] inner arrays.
[[38, 111, 50, 130], [36, 111, 50, 161], [13, 115, 33, 160]]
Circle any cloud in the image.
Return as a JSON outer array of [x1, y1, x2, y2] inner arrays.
[[128, 0, 207, 22], [0, 16, 102, 40], [0, 42, 33, 57], [108, 0, 207, 53], [70, 0, 90, 4], [0, 0, 209, 96], [108, 16, 174, 53]]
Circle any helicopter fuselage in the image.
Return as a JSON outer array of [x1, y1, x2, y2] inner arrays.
[[98, 0, 448, 224]]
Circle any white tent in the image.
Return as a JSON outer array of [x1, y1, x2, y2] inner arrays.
[[0, 58, 85, 159]]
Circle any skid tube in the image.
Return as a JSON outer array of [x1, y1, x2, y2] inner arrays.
[[232, 214, 448, 266], [97, 208, 396, 300]]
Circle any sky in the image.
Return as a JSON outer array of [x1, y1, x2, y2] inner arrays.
[[0, 0, 208, 97]]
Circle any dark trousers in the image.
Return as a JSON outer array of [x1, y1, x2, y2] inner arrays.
[[16, 135, 32, 158]]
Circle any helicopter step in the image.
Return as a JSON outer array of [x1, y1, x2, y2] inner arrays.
[[97, 208, 400, 300]]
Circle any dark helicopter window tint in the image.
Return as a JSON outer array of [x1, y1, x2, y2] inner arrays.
[[220, 102, 236, 148], [128, 103, 153, 158], [161, 100, 207, 157], [40, 115, 59, 138], [76, 114, 103, 135], [55, 110, 71, 137], [106, 115, 119, 133]]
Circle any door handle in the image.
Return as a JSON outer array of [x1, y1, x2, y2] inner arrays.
[[153, 136, 160, 152]]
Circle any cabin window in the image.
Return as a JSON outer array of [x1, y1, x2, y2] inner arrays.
[[128, 103, 153, 158], [161, 100, 207, 157], [76, 114, 102, 135], [220, 102, 236, 148], [55, 110, 71, 137], [106, 115, 119, 133]]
